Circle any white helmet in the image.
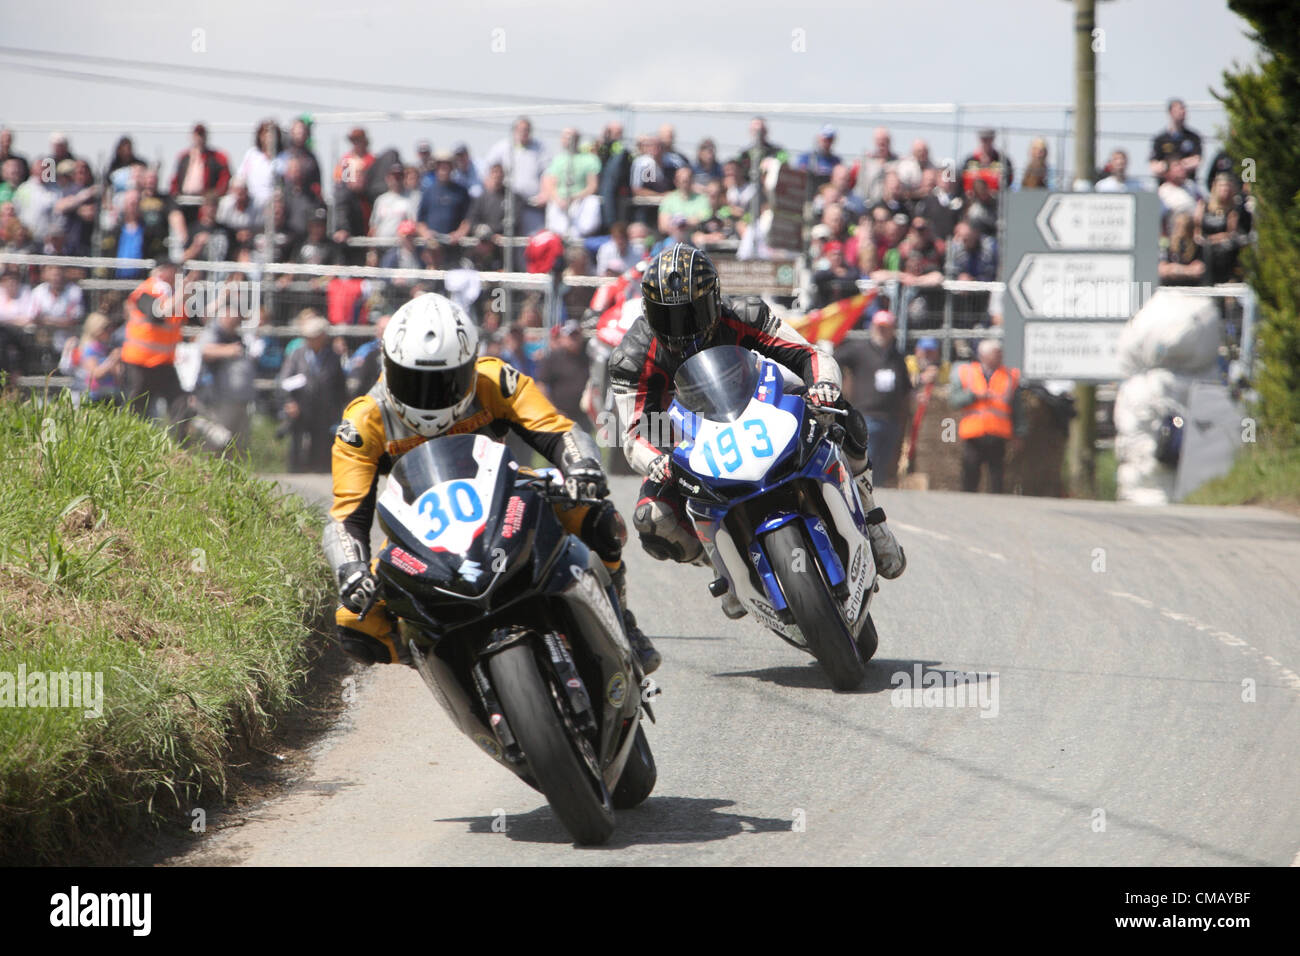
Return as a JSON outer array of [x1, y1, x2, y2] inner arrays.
[[381, 293, 479, 438]]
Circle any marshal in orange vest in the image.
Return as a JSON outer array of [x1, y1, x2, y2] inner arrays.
[[957, 361, 1020, 440], [121, 276, 183, 368]]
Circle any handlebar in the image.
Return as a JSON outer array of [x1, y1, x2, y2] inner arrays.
[[516, 474, 605, 507], [811, 403, 850, 417]]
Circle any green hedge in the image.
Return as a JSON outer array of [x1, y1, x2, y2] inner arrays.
[[0, 391, 333, 863]]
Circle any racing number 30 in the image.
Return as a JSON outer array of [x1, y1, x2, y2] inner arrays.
[[699, 419, 774, 477], [417, 480, 483, 542]]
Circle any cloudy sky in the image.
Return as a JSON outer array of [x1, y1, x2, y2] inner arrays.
[[0, 0, 1260, 183]]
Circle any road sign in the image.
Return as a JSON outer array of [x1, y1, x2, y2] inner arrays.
[[1034, 193, 1136, 250], [1008, 253, 1135, 318], [1022, 322, 1124, 379], [712, 255, 796, 295], [768, 166, 807, 252], [1001, 191, 1160, 381]]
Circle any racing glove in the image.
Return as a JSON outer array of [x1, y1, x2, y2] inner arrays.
[[338, 561, 378, 617], [806, 381, 842, 407], [563, 458, 609, 501], [647, 452, 671, 484]]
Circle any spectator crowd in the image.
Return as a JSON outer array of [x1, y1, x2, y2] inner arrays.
[[0, 98, 1253, 472]]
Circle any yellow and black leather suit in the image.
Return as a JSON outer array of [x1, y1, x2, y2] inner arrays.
[[323, 355, 626, 664]]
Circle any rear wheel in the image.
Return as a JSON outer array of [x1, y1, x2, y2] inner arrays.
[[488, 643, 616, 844], [612, 725, 656, 809], [765, 523, 866, 691]]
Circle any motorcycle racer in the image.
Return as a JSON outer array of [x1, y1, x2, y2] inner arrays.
[[607, 243, 905, 616], [323, 292, 661, 673]]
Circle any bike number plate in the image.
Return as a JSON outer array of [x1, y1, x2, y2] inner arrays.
[[380, 435, 504, 553], [687, 399, 797, 483]]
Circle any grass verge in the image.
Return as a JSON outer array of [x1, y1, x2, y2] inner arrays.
[[0, 390, 335, 864], [1184, 440, 1300, 515]]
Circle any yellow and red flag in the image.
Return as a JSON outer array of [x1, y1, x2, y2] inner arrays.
[[788, 291, 876, 346]]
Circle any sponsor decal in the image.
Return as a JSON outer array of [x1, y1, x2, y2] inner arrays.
[[569, 564, 631, 653], [566, 677, 582, 689], [844, 543, 870, 622], [390, 547, 428, 575], [749, 598, 788, 634], [499, 364, 520, 397], [336, 419, 363, 448], [501, 495, 526, 538], [447, 409, 493, 437], [606, 672, 628, 707], [475, 733, 503, 759], [458, 559, 484, 583], [677, 477, 701, 495]]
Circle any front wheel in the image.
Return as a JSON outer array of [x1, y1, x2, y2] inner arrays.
[[856, 612, 879, 662], [612, 724, 656, 809], [488, 643, 616, 844], [764, 522, 866, 691]]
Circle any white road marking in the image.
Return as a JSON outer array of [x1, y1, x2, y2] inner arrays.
[[892, 521, 951, 542], [1108, 590, 1300, 692], [892, 521, 1004, 561]]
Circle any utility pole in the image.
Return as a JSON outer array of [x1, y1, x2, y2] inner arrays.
[[1066, 0, 1098, 495]]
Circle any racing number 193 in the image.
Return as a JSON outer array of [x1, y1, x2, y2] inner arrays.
[[699, 419, 773, 477], [418, 480, 483, 542]]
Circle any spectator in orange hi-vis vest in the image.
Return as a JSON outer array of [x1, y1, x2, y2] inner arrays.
[[949, 339, 1023, 494], [121, 261, 190, 430]]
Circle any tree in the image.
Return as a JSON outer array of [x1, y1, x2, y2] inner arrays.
[[1218, 1, 1300, 441]]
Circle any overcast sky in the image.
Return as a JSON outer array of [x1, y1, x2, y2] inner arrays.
[[0, 0, 1260, 183]]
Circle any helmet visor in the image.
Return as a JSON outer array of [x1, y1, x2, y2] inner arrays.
[[383, 355, 477, 412], [644, 294, 719, 354]]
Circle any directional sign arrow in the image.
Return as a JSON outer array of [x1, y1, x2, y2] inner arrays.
[[1008, 253, 1135, 318], [1034, 193, 1137, 250]]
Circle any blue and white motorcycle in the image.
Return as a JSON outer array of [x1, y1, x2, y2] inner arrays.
[[667, 345, 879, 690]]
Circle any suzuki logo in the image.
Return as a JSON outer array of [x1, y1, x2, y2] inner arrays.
[[458, 559, 484, 583]]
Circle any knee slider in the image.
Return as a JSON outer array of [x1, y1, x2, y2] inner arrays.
[[842, 407, 869, 460], [337, 626, 397, 665], [633, 497, 702, 564], [581, 499, 627, 564]]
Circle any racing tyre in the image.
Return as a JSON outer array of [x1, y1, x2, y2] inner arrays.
[[765, 522, 866, 691], [488, 643, 616, 844], [612, 724, 657, 809]]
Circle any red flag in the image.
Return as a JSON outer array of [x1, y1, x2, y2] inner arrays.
[[788, 291, 875, 346]]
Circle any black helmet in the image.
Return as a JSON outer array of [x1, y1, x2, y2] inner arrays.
[[641, 243, 721, 356]]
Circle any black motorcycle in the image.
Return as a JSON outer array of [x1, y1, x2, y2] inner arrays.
[[372, 433, 656, 845]]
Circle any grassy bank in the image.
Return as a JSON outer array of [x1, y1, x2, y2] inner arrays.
[[0, 391, 334, 864], [1185, 440, 1300, 515]]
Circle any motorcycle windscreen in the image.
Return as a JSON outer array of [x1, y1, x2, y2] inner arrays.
[[672, 345, 762, 423], [382, 434, 513, 556]]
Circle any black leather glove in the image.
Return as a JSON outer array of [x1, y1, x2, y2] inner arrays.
[[647, 452, 671, 484], [563, 457, 608, 500], [338, 561, 378, 617]]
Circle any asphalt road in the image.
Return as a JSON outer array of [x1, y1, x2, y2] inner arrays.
[[180, 475, 1300, 865]]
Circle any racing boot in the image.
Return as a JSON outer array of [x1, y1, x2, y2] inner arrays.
[[841, 408, 906, 580], [853, 466, 907, 579], [611, 565, 661, 675], [703, 541, 747, 618], [709, 577, 748, 619]]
